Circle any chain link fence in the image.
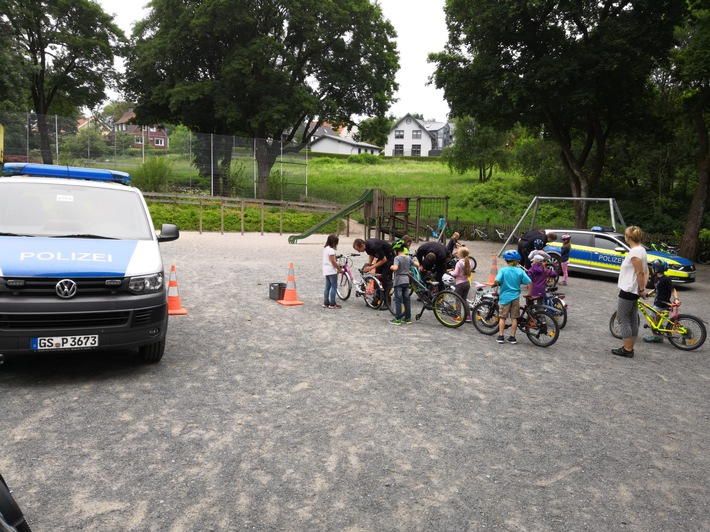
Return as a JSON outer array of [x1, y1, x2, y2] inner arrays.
[[0, 111, 309, 201]]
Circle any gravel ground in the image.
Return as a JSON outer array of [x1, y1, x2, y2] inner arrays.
[[1, 230, 709, 531]]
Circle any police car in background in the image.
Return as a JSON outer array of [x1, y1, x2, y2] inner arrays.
[[0, 163, 179, 363], [544, 227, 696, 284]]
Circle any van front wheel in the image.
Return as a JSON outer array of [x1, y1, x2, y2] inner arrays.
[[139, 339, 165, 363]]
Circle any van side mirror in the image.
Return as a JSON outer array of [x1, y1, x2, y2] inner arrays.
[[157, 223, 179, 242]]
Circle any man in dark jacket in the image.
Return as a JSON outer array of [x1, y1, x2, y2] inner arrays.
[[518, 229, 557, 269], [353, 238, 395, 305], [415, 241, 449, 288]]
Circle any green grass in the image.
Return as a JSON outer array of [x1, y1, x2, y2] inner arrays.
[[94, 154, 621, 231]]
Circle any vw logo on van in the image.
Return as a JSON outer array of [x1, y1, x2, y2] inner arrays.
[[56, 279, 78, 299]]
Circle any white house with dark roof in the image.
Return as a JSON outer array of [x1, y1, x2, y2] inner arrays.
[[309, 125, 381, 156], [384, 114, 455, 157]]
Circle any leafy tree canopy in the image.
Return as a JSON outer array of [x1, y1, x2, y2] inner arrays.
[[355, 115, 396, 147], [125, 0, 398, 141], [0, 0, 126, 162], [431, 0, 686, 226], [124, 0, 399, 196]]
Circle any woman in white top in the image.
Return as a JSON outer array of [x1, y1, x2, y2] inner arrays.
[[612, 226, 648, 358], [323, 234, 343, 309]]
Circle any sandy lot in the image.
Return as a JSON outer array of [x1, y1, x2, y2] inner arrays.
[[1, 230, 709, 531]]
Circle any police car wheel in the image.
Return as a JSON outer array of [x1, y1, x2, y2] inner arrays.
[[139, 339, 165, 363]]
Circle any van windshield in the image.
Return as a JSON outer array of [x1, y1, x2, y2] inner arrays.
[[0, 182, 154, 240]]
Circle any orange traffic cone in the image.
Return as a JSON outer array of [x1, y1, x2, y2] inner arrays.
[[485, 255, 498, 286], [278, 262, 304, 306], [167, 264, 187, 315]]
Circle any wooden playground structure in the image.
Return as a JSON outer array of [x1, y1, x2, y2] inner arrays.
[[362, 189, 449, 243]]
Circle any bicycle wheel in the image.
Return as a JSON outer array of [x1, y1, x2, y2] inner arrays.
[[471, 300, 499, 335], [549, 298, 567, 329], [362, 275, 383, 309], [697, 250, 710, 265], [470, 256, 477, 272], [525, 309, 559, 347], [433, 290, 467, 328], [609, 310, 641, 339], [666, 314, 707, 351], [336, 272, 352, 301]]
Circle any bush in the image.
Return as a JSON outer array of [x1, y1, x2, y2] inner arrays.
[[133, 157, 173, 192], [347, 153, 381, 165]]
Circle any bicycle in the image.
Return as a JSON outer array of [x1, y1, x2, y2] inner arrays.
[[650, 241, 678, 255], [471, 226, 489, 241], [608, 299, 706, 351], [697, 248, 710, 265], [530, 287, 568, 329], [470, 293, 560, 347], [335, 253, 384, 309], [389, 266, 467, 328]]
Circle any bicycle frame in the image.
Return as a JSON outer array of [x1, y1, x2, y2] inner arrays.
[[636, 300, 683, 335]]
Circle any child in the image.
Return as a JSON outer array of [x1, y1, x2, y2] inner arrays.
[[322, 234, 343, 309], [493, 250, 531, 344], [644, 259, 679, 343], [446, 231, 462, 258], [389, 240, 413, 325], [448, 247, 474, 302], [526, 254, 557, 301], [559, 234, 571, 285]]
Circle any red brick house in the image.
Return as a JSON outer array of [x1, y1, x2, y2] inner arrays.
[[114, 109, 169, 151]]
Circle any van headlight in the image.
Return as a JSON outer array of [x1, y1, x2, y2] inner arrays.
[[128, 272, 164, 294]]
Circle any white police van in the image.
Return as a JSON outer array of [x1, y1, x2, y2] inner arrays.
[[0, 163, 179, 363]]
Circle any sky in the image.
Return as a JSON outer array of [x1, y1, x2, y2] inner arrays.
[[99, 0, 451, 122]]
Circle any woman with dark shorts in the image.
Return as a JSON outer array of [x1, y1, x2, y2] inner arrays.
[[612, 226, 648, 358]]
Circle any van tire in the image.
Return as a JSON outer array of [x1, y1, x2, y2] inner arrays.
[[139, 339, 165, 363]]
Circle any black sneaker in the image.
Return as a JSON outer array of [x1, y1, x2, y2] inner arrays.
[[496, 335, 505, 344], [507, 336, 517, 344], [611, 347, 634, 358]]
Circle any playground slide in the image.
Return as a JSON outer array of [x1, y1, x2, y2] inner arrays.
[[288, 189, 374, 244]]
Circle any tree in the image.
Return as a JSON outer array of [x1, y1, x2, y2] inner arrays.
[[431, 0, 686, 227], [100, 100, 135, 127], [0, 20, 29, 111], [0, 0, 125, 163], [124, 0, 399, 198], [60, 126, 109, 160], [354, 115, 396, 148], [672, 3, 710, 258], [440, 117, 511, 181]]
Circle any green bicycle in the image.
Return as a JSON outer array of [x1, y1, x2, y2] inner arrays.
[[609, 299, 706, 351]]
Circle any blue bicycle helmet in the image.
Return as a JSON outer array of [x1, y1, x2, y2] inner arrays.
[[649, 258, 668, 273], [502, 250, 521, 262]]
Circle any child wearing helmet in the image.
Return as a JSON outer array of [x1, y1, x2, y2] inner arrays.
[[526, 254, 557, 301], [559, 234, 571, 285], [644, 259, 679, 343], [493, 251, 532, 344]]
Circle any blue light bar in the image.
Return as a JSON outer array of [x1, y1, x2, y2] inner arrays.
[[2, 163, 131, 184]]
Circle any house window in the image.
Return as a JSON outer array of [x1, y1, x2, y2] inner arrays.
[[394, 144, 404, 156], [135, 136, 143, 145], [149, 127, 156, 132], [394, 130, 404, 139], [412, 130, 422, 139], [412, 144, 421, 156], [154, 137, 165, 147]]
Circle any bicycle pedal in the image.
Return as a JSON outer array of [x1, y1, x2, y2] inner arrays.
[[643, 324, 649, 328]]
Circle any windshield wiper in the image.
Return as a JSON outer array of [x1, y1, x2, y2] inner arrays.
[[52, 234, 116, 240]]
